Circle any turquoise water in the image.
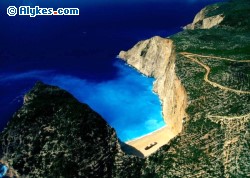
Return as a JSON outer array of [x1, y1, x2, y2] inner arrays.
[[0, 0, 225, 141], [0, 164, 8, 177], [0, 61, 165, 141], [47, 61, 166, 141]]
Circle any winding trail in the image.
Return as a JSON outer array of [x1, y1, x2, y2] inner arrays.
[[180, 52, 250, 176], [207, 113, 250, 122], [180, 52, 250, 94]]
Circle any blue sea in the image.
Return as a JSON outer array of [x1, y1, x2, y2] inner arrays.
[[0, 0, 224, 141]]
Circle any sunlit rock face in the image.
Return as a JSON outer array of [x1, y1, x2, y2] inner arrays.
[[184, 5, 224, 30], [119, 36, 187, 137]]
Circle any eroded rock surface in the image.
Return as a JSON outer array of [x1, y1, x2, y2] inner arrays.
[[1, 0, 249, 177], [119, 36, 187, 136], [184, 5, 224, 30]]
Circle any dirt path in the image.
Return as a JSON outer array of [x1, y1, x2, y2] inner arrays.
[[207, 113, 250, 122], [182, 52, 250, 63], [180, 52, 250, 95]]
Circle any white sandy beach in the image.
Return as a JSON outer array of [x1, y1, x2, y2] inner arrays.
[[126, 126, 176, 157]]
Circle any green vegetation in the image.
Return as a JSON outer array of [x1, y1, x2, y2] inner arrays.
[[141, 0, 250, 177], [1, 0, 249, 177]]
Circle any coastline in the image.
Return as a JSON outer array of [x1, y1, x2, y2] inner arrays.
[[125, 125, 167, 143], [119, 36, 187, 157], [125, 125, 176, 157]]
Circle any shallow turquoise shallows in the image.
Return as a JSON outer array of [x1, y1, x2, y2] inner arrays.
[[0, 0, 223, 140], [45, 61, 166, 142], [0, 60, 166, 141]]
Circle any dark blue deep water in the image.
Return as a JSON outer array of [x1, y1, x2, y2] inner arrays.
[[0, 0, 224, 141]]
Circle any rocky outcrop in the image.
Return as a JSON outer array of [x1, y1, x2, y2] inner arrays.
[[202, 14, 224, 29], [184, 6, 224, 30], [1, 0, 248, 177], [119, 36, 187, 138], [0, 82, 143, 178]]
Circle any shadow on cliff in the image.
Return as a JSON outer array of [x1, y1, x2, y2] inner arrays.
[[119, 141, 144, 158]]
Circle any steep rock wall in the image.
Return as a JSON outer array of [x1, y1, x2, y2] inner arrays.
[[119, 36, 187, 136], [184, 5, 224, 30]]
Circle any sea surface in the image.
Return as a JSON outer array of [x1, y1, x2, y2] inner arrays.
[[0, 0, 224, 141]]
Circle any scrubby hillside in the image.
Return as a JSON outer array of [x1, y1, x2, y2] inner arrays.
[[0, 82, 142, 177], [0, 0, 249, 177], [141, 0, 250, 177]]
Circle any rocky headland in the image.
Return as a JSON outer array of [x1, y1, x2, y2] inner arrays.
[[1, 0, 249, 177], [0, 82, 143, 177]]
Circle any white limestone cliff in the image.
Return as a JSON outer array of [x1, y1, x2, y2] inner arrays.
[[119, 36, 187, 138], [184, 6, 224, 30]]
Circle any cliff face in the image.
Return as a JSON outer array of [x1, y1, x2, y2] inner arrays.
[[0, 82, 143, 178], [184, 5, 224, 30], [119, 36, 187, 136], [141, 0, 250, 177], [1, 0, 249, 177], [119, 1, 250, 177]]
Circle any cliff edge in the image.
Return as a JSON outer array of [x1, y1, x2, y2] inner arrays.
[[119, 0, 250, 177], [1, 0, 249, 177], [184, 4, 224, 30], [119, 36, 187, 154]]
